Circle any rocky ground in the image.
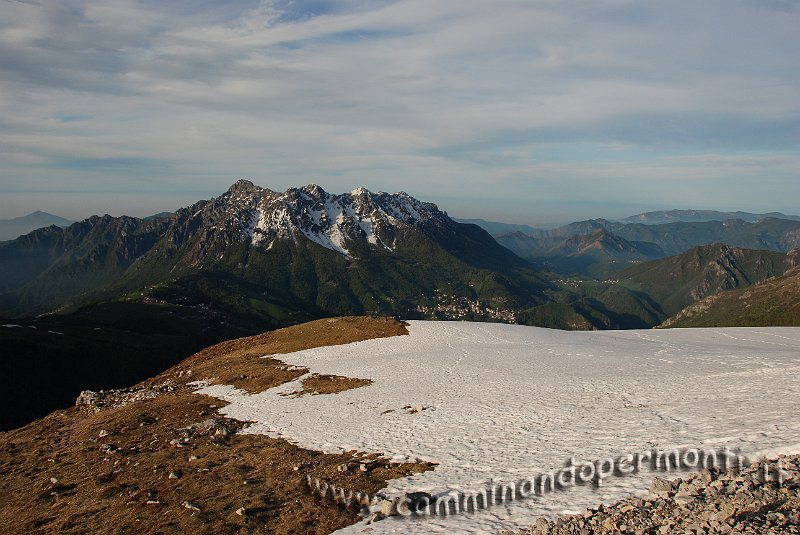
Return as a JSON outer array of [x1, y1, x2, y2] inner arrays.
[[519, 455, 800, 534]]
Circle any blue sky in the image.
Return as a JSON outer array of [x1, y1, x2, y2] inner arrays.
[[0, 0, 798, 225]]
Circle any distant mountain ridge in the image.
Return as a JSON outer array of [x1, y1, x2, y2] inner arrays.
[[552, 229, 664, 259], [452, 218, 539, 236], [494, 216, 800, 275], [619, 209, 800, 225], [519, 229, 665, 277], [0, 211, 72, 241], [467, 210, 800, 238]]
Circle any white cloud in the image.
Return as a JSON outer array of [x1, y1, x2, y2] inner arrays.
[[0, 0, 798, 221]]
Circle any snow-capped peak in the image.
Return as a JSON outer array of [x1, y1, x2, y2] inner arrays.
[[204, 182, 447, 257]]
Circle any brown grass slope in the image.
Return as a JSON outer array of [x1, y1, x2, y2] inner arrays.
[[0, 316, 434, 535]]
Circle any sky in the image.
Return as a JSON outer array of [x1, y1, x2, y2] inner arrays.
[[0, 0, 798, 226]]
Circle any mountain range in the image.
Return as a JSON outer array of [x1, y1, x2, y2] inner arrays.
[[618, 209, 800, 225], [456, 209, 800, 239], [452, 218, 539, 236], [4, 183, 799, 331], [494, 217, 800, 276], [0, 180, 551, 324]]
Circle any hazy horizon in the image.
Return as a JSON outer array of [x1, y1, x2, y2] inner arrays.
[[1, 178, 798, 229]]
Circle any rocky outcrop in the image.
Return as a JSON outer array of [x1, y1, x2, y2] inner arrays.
[[522, 455, 800, 534], [76, 381, 179, 412]]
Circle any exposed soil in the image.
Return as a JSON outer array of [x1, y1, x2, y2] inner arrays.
[[287, 374, 373, 397], [0, 316, 432, 534]]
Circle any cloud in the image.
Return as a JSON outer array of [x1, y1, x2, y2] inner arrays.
[[0, 0, 798, 221]]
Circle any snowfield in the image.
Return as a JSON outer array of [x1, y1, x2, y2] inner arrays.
[[198, 321, 800, 534]]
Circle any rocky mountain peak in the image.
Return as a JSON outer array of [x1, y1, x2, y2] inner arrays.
[[564, 228, 626, 252], [190, 182, 450, 257], [300, 183, 326, 198], [225, 179, 260, 195]]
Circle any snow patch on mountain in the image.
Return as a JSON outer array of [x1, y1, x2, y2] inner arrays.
[[218, 181, 442, 256]]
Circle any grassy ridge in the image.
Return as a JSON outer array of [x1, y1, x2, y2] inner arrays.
[[662, 268, 800, 328]]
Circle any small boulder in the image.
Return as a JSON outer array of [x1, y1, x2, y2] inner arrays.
[[649, 477, 674, 498]]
